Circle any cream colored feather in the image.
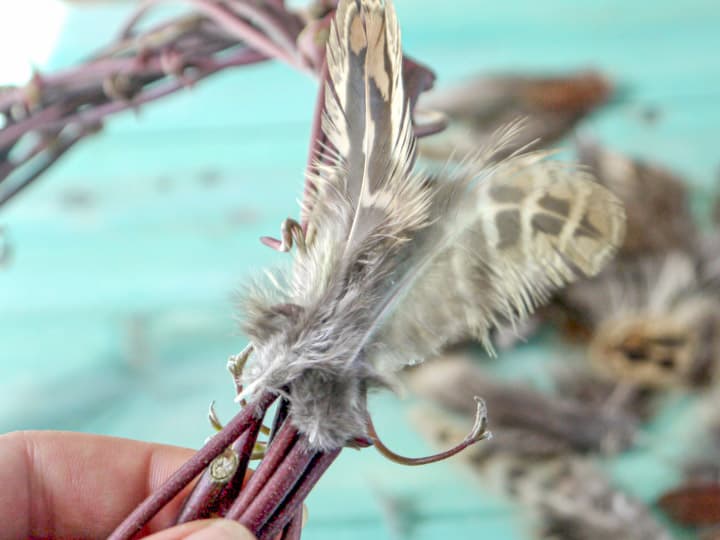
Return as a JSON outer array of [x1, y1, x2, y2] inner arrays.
[[315, 0, 421, 252], [238, 0, 626, 451], [373, 153, 625, 369]]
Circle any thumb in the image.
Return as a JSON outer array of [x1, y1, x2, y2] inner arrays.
[[144, 519, 256, 540]]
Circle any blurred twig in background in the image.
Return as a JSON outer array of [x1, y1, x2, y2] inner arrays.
[[0, 1, 313, 208], [0, 0, 438, 211]]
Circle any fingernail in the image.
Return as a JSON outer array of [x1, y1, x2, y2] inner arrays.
[[185, 519, 254, 540]]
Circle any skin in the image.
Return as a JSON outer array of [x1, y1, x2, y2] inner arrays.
[[0, 431, 256, 540]]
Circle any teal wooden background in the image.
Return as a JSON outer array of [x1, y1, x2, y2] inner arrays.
[[1, 1, 720, 538]]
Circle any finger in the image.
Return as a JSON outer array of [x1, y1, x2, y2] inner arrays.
[[145, 519, 256, 540], [0, 430, 196, 539]]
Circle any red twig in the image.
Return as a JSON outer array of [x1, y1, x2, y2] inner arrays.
[[300, 58, 328, 227], [0, 129, 87, 207], [0, 1, 312, 210], [108, 391, 276, 540], [0, 1, 441, 214], [280, 510, 303, 540], [366, 398, 490, 466], [225, 420, 299, 520], [238, 440, 316, 533], [117, 0, 306, 71], [257, 449, 341, 540]]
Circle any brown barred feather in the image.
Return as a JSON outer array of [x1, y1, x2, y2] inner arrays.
[[237, 0, 626, 451]]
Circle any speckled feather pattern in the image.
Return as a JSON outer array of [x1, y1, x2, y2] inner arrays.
[[407, 354, 638, 455], [561, 251, 720, 388]]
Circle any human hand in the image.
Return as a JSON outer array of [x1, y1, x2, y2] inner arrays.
[[0, 431, 256, 539]]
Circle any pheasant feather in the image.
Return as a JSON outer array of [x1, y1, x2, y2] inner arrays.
[[238, 0, 626, 451]]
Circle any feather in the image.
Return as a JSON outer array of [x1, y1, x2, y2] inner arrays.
[[576, 137, 697, 257], [240, 0, 432, 450], [313, 0, 423, 253], [372, 151, 625, 369], [558, 252, 697, 330], [417, 71, 612, 163], [237, 0, 625, 451], [553, 368, 661, 422], [406, 353, 637, 454], [558, 252, 720, 389], [412, 405, 671, 540]]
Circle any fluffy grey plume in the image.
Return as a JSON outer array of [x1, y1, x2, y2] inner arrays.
[[238, 0, 625, 451]]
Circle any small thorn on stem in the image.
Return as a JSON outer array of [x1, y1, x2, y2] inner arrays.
[[228, 344, 253, 378], [260, 218, 306, 253], [260, 236, 283, 250], [159, 47, 186, 79], [367, 397, 491, 466], [228, 344, 254, 398], [470, 396, 490, 440], [208, 400, 270, 438], [102, 73, 137, 102], [23, 69, 44, 110], [209, 401, 224, 432], [251, 451, 267, 461]]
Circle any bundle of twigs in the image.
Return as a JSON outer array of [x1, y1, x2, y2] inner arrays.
[[0, 0, 439, 210], [6, 2, 441, 539]]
